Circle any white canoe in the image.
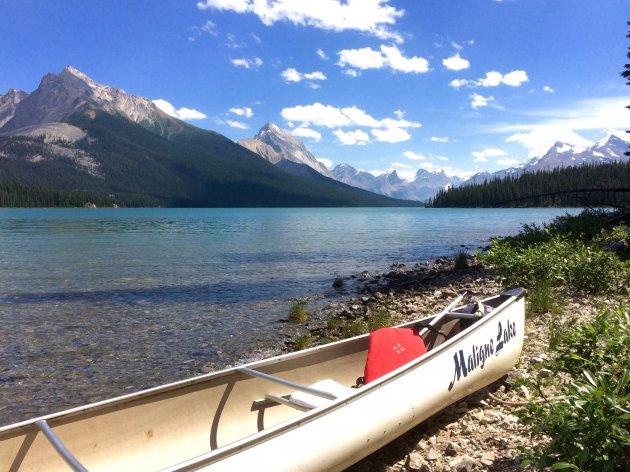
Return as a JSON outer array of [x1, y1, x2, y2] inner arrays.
[[0, 288, 525, 472]]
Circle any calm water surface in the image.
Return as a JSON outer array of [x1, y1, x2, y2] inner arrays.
[[0, 207, 577, 424]]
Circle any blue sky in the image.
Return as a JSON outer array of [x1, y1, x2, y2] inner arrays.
[[1, 0, 628, 179]]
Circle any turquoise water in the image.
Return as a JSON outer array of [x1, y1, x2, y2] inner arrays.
[[0, 207, 576, 424]]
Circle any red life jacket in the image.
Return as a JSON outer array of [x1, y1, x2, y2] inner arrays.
[[363, 327, 427, 384]]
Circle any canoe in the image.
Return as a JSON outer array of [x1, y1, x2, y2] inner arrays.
[[1, 287, 525, 472]]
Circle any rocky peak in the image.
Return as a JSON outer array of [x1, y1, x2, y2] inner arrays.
[[0, 66, 174, 134], [0, 89, 29, 128], [240, 122, 332, 177]]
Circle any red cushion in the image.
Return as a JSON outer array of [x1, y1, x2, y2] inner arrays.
[[363, 327, 427, 384]]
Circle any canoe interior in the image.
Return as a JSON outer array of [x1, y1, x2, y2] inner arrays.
[[0, 290, 523, 472]]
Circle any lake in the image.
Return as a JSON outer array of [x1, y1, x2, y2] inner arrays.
[[0, 207, 577, 425]]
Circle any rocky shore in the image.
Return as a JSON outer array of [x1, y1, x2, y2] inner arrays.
[[286, 256, 613, 472]]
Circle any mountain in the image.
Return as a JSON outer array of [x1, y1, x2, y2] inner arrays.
[[0, 89, 28, 128], [0, 67, 416, 207], [239, 123, 332, 178], [331, 164, 462, 202], [463, 135, 630, 186]]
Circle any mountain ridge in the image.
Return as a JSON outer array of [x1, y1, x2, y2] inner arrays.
[[0, 67, 416, 207]]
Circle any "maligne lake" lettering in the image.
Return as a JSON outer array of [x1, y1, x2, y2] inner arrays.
[[447, 318, 517, 391]]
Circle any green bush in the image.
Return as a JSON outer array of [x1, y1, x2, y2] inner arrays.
[[482, 236, 623, 294], [517, 307, 630, 471]]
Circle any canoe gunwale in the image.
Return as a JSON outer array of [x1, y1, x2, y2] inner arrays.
[[159, 288, 526, 471]]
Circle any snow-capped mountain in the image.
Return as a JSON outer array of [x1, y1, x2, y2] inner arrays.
[[239, 123, 332, 178], [463, 135, 630, 186], [0, 65, 180, 138], [331, 164, 462, 202]]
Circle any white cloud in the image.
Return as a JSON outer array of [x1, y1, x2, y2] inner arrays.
[[451, 69, 529, 88], [431, 136, 449, 143], [337, 46, 386, 70], [281, 68, 327, 83], [472, 148, 506, 162], [490, 96, 629, 157], [281, 103, 351, 128], [281, 102, 421, 144], [201, 20, 219, 35], [304, 71, 326, 80], [334, 129, 370, 145], [291, 127, 322, 141], [316, 48, 328, 60], [281, 68, 302, 82], [470, 93, 494, 109], [449, 79, 470, 89], [479, 71, 503, 87], [197, 0, 404, 43], [231, 57, 263, 69], [403, 151, 427, 160], [153, 99, 207, 120], [317, 157, 333, 169], [337, 45, 429, 74], [341, 106, 382, 127], [392, 161, 413, 169], [442, 53, 470, 71], [435, 155, 449, 161], [502, 70, 528, 87], [543, 85, 554, 93], [394, 109, 405, 119], [225, 119, 249, 129], [505, 127, 593, 158], [372, 126, 411, 143], [342, 68, 360, 77], [229, 106, 253, 118], [381, 45, 429, 73]]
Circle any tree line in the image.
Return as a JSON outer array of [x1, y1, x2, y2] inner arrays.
[[0, 180, 150, 208], [427, 161, 630, 208]]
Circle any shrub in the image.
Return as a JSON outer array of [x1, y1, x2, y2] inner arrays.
[[482, 236, 623, 294], [288, 300, 309, 323], [517, 307, 630, 471], [332, 276, 344, 288]]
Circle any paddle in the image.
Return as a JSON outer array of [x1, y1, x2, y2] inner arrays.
[[418, 290, 470, 338]]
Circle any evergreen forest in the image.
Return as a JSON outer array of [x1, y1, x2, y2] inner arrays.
[[427, 161, 630, 208]]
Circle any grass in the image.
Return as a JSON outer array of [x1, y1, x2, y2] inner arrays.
[[294, 334, 312, 350], [526, 279, 560, 318], [453, 249, 469, 270], [288, 300, 309, 323]]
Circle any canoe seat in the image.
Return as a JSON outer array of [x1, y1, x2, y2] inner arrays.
[[289, 379, 354, 409], [263, 379, 354, 411]]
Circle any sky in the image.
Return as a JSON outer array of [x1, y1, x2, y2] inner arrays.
[[1, 0, 629, 179]]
